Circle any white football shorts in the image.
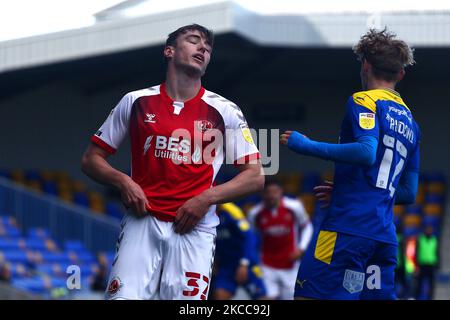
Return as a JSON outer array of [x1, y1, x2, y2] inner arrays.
[[105, 213, 216, 300]]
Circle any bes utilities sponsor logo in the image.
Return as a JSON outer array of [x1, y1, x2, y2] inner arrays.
[[143, 135, 192, 163]]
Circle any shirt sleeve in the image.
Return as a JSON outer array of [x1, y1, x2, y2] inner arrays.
[[224, 105, 260, 165], [405, 123, 421, 173], [90, 93, 134, 154], [346, 93, 380, 140]]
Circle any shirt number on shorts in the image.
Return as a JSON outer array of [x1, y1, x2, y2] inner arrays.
[[182, 272, 209, 300]]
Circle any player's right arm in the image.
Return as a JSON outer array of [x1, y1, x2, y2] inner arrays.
[[81, 144, 149, 215], [81, 92, 149, 216]]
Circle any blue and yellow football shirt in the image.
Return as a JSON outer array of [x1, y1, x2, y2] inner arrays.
[[321, 89, 420, 245]]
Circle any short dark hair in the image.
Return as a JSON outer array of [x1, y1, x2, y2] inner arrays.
[[165, 24, 214, 48], [353, 28, 415, 82]]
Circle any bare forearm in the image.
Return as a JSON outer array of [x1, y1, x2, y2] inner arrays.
[[201, 164, 264, 205], [81, 154, 129, 189]]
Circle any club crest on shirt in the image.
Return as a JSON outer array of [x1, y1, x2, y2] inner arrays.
[[343, 269, 365, 294], [107, 276, 123, 297], [195, 120, 214, 133], [359, 113, 375, 130]]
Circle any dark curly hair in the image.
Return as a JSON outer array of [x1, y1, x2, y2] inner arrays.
[[353, 28, 415, 82]]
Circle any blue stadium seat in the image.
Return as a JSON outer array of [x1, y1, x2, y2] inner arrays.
[[73, 251, 95, 264], [405, 204, 422, 215], [64, 240, 85, 252], [0, 238, 24, 250], [25, 170, 41, 182], [1, 250, 30, 264], [9, 263, 29, 278], [105, 202, 124, 221], [0, 216, 16, 227], [50, 277, 67, 288], [73, 192, 89, 207], [403, 226, 420, 238], [425, 194, 445, 204], [39, 252, 72, 264], [3, 226, 21, 238], [27, 227, 50, 239], [42, 181, 58, 196], [36, 263, 63, 277], [25, 238, 49, 251], [12, 277, 49, 294]]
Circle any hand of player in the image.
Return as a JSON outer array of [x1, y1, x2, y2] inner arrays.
[[313, 180, 334, 209], [119, 176, 150, 217], [174, 193, 211, 235], [289, 248, 305, 262], [280, 130, 293, 145], [280, 131, 308, 146], [235, 264, 249, 285]]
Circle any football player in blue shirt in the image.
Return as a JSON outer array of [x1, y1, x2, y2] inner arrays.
[[280, 29, 420, 300], [212, 202, 267, 300]]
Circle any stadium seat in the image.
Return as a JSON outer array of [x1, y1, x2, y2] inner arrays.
[[0, 216, 17, 227], [64, 240, 85, 252], [0, 238, 26, 250], [393, 205, 406, 216], [25, 238, 50, 251], [36, 263, 63, 278], [39, 252, 72, 264], [105, 202, 124, 220], [405, 204, 422, 215], [423, 203, 443, 216], [73, 191, 90, 207], [42, 181, 58, 196], [8, 262, 30, 278], [403, 215, 422, 227], [0, 250, 30, 264], [27, 227, 50, 239]]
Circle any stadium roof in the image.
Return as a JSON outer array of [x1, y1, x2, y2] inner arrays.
[[1, 0, 450, 73]]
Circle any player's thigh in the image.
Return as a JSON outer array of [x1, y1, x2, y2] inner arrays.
[[160, 229, 216, 300], [360, 242, 397, 300], [106, 214, 164, 300], [245, 265, 267, 299], [294, 230, 375, 300], [261, 265, 281, 299]]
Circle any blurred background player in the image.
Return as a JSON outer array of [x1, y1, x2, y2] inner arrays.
[[415, 224, 439, 300], [211, 202, 267, 300], [281, 29, 420, 300], [81, 24, 264, 300], [248, 178, 313, 300]]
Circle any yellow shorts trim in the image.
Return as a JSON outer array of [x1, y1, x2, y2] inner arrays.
[[314, 230, 337, 265]]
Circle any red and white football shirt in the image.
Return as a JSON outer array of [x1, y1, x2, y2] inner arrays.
[[248, 197, 311, 269], [91, 83, 259, 233]]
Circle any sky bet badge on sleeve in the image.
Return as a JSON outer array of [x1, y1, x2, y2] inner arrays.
[[359, 113, 375, 130], [240, 123, 255, 144]]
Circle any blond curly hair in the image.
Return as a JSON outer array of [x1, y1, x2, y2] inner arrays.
[[353, 28, 415, 81]]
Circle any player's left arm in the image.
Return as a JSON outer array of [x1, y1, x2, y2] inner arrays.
[[395, 139, 420, 204], [281, 131, 377, 166], [281, 94, 379, 166]]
